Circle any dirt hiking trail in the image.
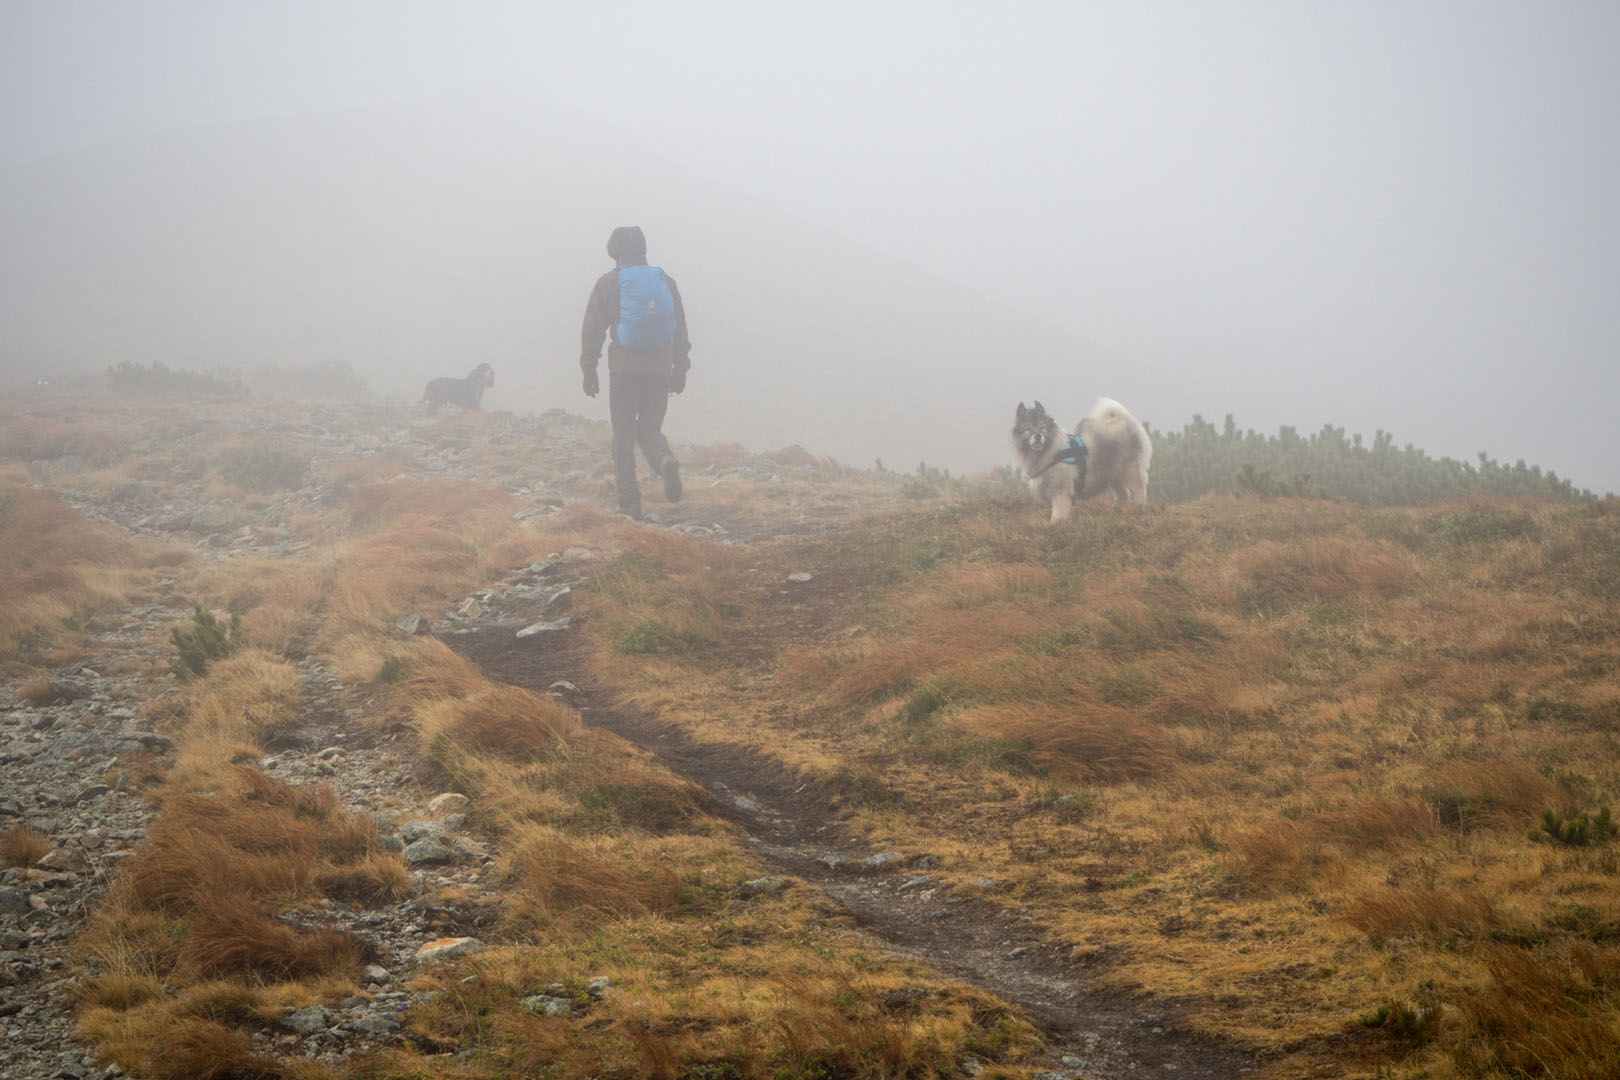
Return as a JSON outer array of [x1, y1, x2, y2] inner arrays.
[[451, 539, 1263, 1080]]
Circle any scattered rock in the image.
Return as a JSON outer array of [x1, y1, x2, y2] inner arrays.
[[734, 876, 787, 899], [415, 937, 484, 963], [426, 793, 470, 816], [787, 571, 813, 583], [521, 994, 573, 1017], [403, 837, 456, 866], [516, 617, 572, 639], [279, 1005, 330, 1036], [345, 1013, 402, 1036], [398, 820, 448, 844], [393, 614, 429, 636]]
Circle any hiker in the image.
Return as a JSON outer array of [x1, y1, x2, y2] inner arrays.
[[580, 225, 691, 520]]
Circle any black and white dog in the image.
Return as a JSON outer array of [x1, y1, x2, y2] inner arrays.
[[1012, 398, 1152, 523], [421, 363, 494, 414]]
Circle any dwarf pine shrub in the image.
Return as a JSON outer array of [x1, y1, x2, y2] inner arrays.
[[1359, 997, 1441, 1043], [376, 655, 410, 684], [107, 361, 241, 395], [170, 604, 245, 678], [1529, 806, 1617, 846]]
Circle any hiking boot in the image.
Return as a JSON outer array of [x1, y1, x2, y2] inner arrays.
[[617, 502, 643, 522], [661, 456, 682, 502]]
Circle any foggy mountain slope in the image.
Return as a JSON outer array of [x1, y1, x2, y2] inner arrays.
[[0, 100, 1094, 475]]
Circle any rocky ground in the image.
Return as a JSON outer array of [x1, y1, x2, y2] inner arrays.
[[3, 393, 1254, 1079]]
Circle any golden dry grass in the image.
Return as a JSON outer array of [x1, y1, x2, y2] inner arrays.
[[55, 399, 1037, 1078], [76, 763, 400, 1071], [1, 825, 51, 868], [572, 494, 1620, 1078], [0, 482, 170, 668], [39, 387, 1620, 1078]]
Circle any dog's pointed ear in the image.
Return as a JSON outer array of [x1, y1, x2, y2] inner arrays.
[[1016, 402, 1027, 420], [1033, 400, 1046, 417]]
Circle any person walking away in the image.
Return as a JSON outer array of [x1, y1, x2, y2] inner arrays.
[[580, 225, 691, 520]]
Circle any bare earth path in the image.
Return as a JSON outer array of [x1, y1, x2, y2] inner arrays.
[[449, 561, 1262, 1080]]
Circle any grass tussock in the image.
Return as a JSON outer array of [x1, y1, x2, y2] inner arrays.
[[182, 894, 366, 980], [109, 769, 377, 916], [1345, 887, 1498, 942], [415, 683, 582, 786], [0, 412, 135, 468], [0, 483, 153, 666], [1422, 757, 1564, 831], [139, 1018, 281, 1080], [1224, 536, 1418, 613], [1451, 943, 1620, 1080], [954, 701, 1183, 784], [497, 827, 687, 928], [170, 648, 304, 754], [78, 766, 395, 1071], [1, 825, 51, 868]]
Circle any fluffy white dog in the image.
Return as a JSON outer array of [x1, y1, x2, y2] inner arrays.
[[1011, 397, 1152, 523]]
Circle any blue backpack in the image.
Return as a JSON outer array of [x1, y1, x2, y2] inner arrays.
[[617, 265, 676, 350]]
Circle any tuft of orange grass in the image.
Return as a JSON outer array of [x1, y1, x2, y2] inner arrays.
[[417, 683, 582, 765], [1451, 942, 1620, 1080], [109, 767, 378, 916], [498, 826, 686, 927], [139, 1018, 281, 1080], [1345, 886, 1498, 941], [1422, 756, 1564, 828], [172, 648, 303, 753], [956, 700, 1183, 784], [18, 677, 58, 705], [1224, 536, 1417, 613], [0, 414, 134, 468], [0, 484, 146, 664], [181, 893, 366, 980], [343, 477, 518, 531], [1233, 797, 1438, 893], [71, 972, 166, 1012], [1, 825, 51, 868], [313, 851, 412, 906], [397, 637, 490, 702]]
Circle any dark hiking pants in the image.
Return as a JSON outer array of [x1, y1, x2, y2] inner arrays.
[[608, 371, 674, 515]]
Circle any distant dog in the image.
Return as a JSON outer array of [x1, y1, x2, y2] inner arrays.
[[1012, 398, 1152, 523], [421, 363, 494, 414]]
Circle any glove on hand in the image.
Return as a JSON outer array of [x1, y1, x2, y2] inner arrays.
[[668, 371, 686, 394], [583, 369, 600, 397]]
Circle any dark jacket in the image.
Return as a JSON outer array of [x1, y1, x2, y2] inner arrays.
[[580, 255, 692, 378]]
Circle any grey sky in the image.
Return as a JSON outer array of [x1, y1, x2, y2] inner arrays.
[[4, 1, 1618, 492]]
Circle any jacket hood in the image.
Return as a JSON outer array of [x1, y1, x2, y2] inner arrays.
[[606, 225, 647, 261]]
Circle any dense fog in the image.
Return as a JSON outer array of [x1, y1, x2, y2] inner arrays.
[[3, 2, 1616, 491]]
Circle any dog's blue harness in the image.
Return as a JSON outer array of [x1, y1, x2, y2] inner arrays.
[[1028, 433, 1089, 495]]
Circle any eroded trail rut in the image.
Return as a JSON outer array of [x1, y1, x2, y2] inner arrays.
[[450, 574, 1259, 1080]]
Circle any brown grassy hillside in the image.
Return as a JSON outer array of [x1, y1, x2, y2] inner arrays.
[[5, 381, 1618, 1079], [581, 494, 1620, 1078]]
